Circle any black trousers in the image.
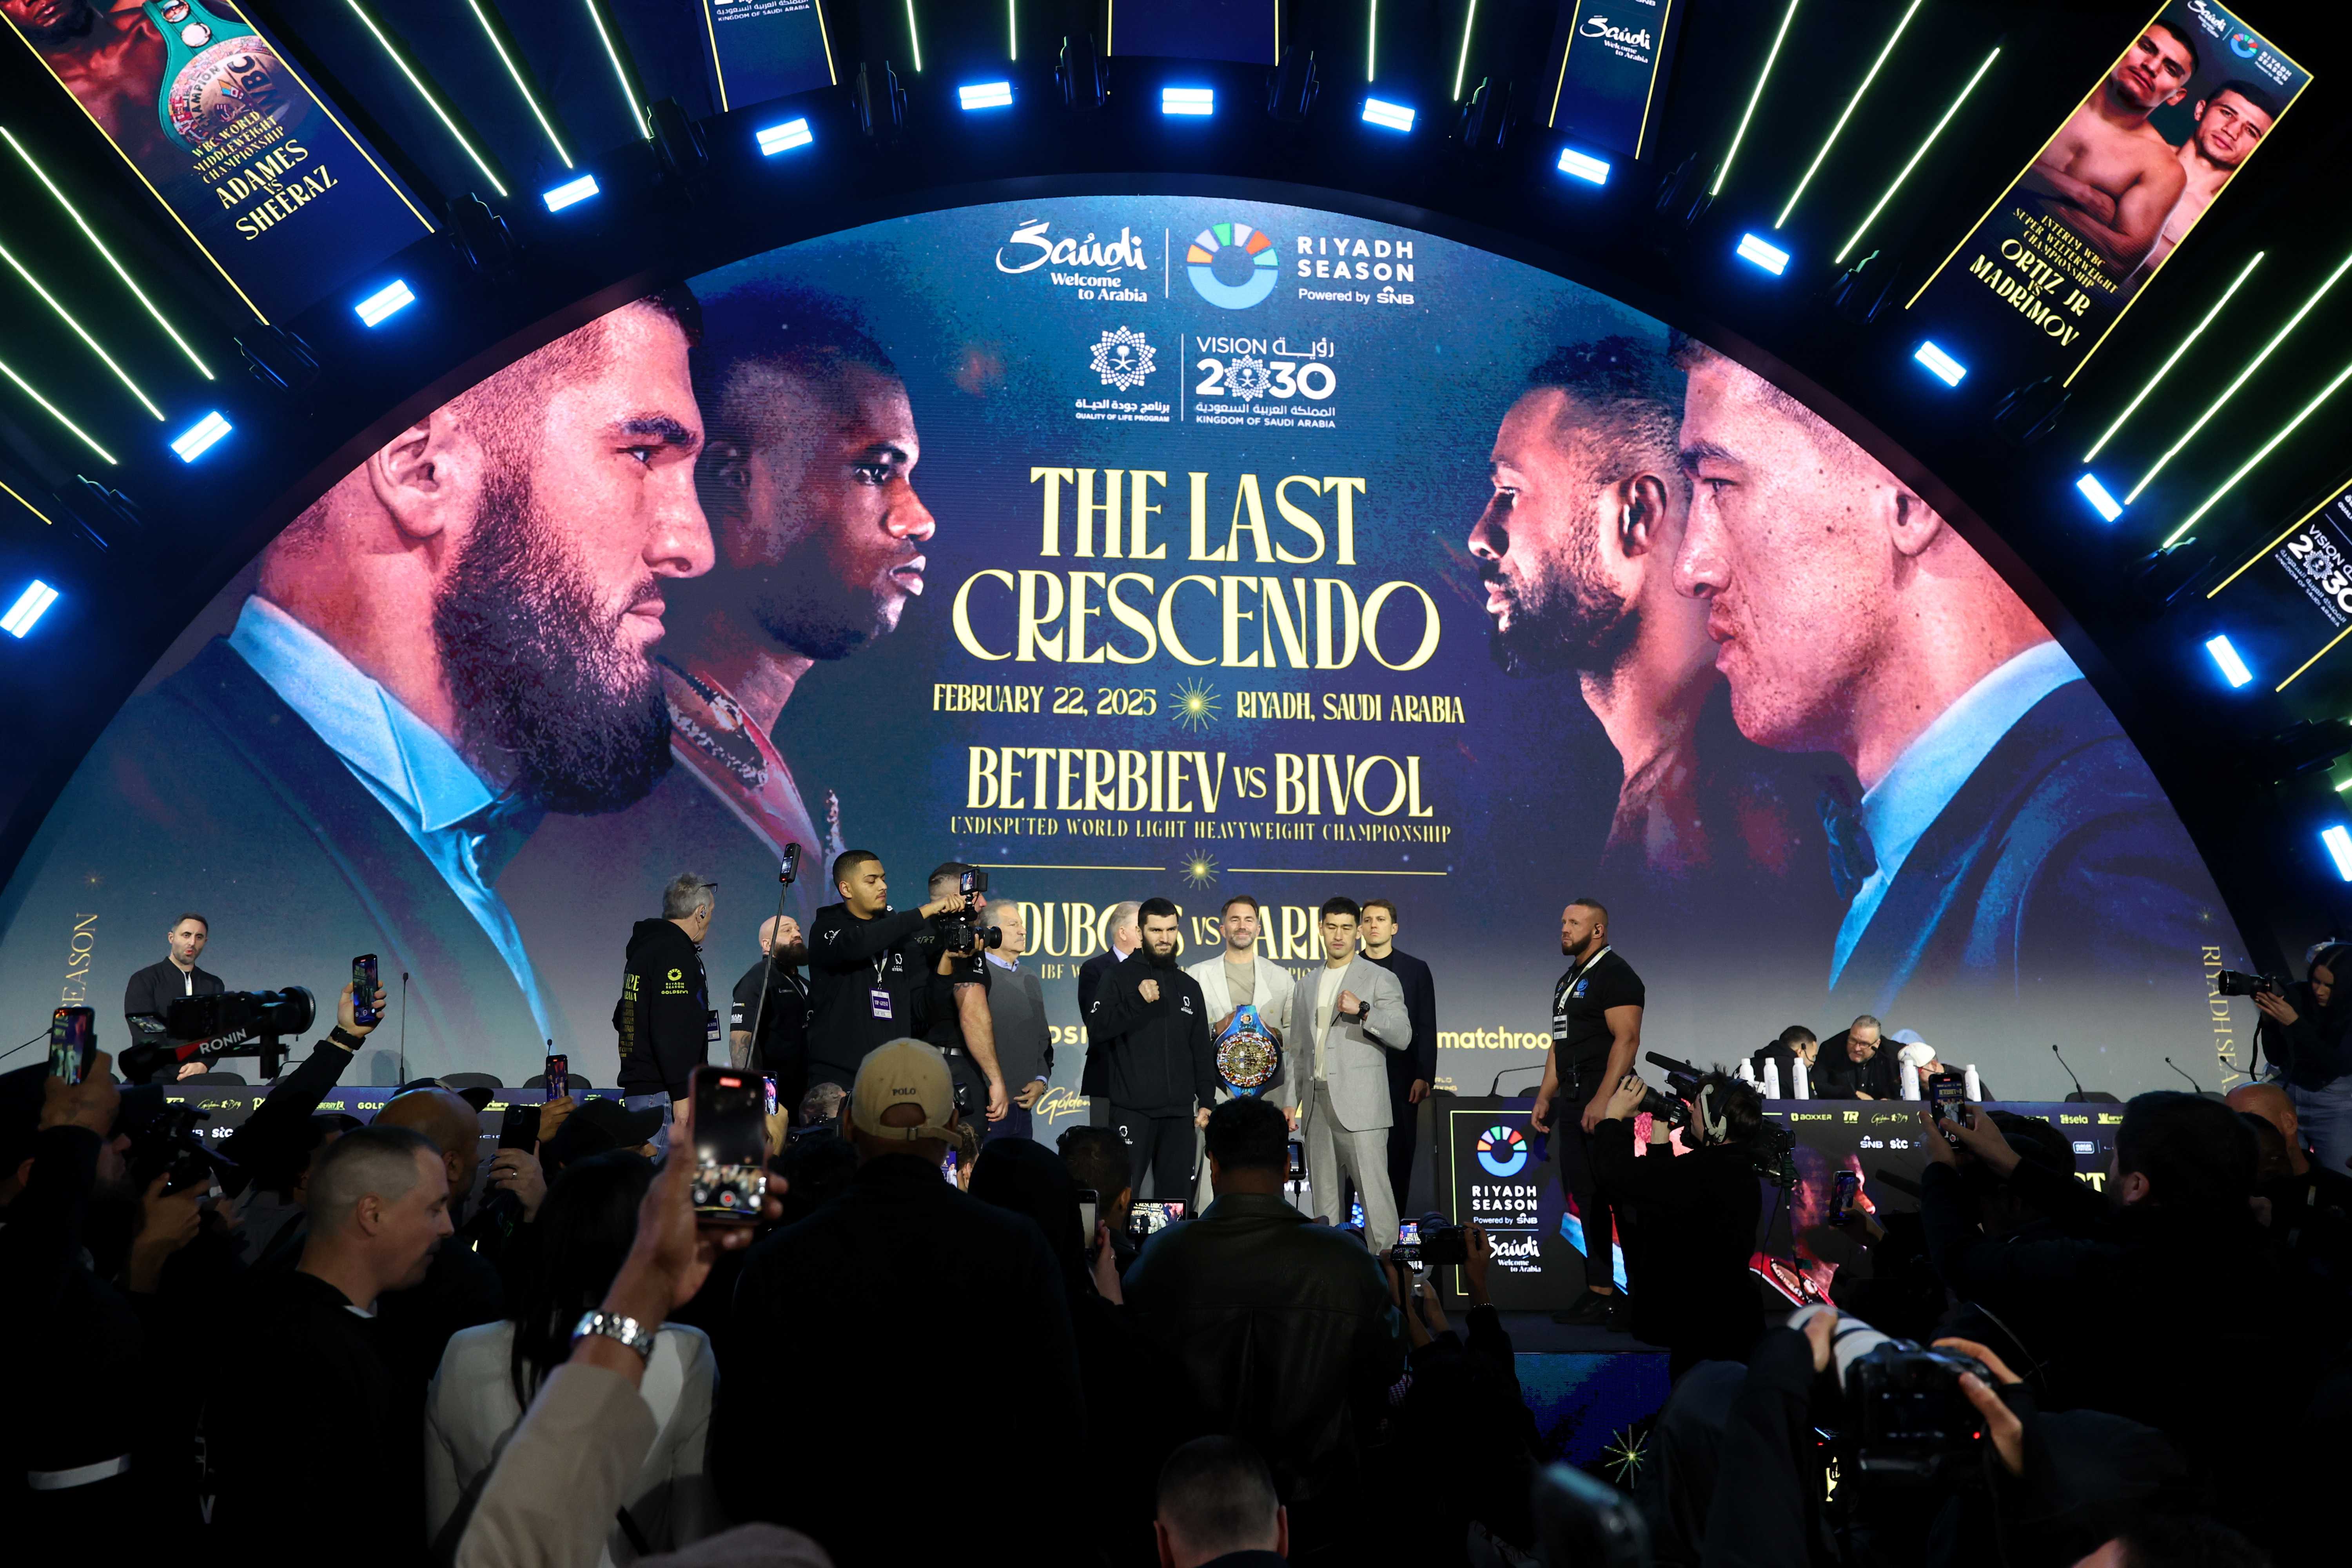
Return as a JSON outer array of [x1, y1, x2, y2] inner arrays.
[[1112, 1105, 1196, 1202], [1554, 1097, 1619, 1292]]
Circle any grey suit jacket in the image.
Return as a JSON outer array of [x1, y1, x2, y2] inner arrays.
[[1299, 956, 1411, 1131]]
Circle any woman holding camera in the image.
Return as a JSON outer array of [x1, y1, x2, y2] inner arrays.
[[2254, 943, 2352, 1176], [1591, 1069, 1766, 1379]]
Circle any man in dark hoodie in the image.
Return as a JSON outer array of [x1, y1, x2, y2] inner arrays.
[[803, 849, 973, 1093], [616, 873, 719, 1106], [1087, 898, 1218, 1200]]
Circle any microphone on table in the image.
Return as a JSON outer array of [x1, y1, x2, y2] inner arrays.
[[2053, 1043, 2086, 1100], [1490, 1063, 1547, 1097], [2163, 1056, 2211, 1095]]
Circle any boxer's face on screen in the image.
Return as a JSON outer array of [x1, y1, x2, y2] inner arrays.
[[706, 362, 934, 661]]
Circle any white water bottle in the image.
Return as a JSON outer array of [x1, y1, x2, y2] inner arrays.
[[1790, 1059, 1809, 1100], [1963, 1063, 1982, 1102], [1900, 1059, 1922, 1100], [1763, 1060, 1784, 1100]]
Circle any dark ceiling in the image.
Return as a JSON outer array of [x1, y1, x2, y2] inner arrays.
[[2, 0, 2349, 967]]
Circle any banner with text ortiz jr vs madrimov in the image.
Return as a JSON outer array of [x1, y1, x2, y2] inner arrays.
[[1905, 1, 2307, 390]]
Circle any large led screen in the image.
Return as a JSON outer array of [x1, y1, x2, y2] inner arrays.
[[0, 194, 2250, 1102]]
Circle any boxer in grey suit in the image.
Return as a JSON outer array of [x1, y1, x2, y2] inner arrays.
[[1296, 897, 1412, 1254]]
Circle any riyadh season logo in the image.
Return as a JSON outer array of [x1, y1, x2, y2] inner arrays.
[[2229, 30, 2259, 57], [1186, 220, 1280, 309], [1089, 327, 1156, 390], [1476, 1124, 1530, 1177]]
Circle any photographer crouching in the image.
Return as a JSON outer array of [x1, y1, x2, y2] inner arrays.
[[1591, 1059, 1767, 1378]]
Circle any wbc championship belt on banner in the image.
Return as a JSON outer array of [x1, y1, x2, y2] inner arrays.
[[1214, 1004, 1281, 1098]]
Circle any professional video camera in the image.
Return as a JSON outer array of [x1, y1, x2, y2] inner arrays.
[[167, 986, 316, 1078], [1826, 1315, 1994, 1486], [934, 868, 1002, 953], [2215, 969, 2288, 998], [117, 1085, 243, 1196], [1643, 1051, 1796, 1185]]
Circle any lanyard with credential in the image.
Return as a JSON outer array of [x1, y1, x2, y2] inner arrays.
[[1568, 946, 1612, 993]]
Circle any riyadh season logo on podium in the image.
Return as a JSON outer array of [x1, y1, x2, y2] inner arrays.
[[1186, 220, 1279, 309], [1476, 1124, 1530, 1177]]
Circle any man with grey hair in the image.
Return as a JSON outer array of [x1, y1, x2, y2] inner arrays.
[[617, 873, 719, 1106], [1470, 336, 1823, 916], [1815, 1014, 1898, 1100], [1079, 899, 1145, 1127], [203, 1123, 453, 1559]]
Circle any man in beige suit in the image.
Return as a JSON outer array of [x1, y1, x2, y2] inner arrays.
[[1186, 893, 1300, 1206], [1297, 897, 1413, 1254]]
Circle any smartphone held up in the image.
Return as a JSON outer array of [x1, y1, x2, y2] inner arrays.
[[691, 1066, 768, 1223]]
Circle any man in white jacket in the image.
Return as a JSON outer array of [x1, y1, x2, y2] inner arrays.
[[1185, 894, 1299, 1209]]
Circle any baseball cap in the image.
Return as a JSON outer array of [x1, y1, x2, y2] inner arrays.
[[850, 1038, 959, 1143]]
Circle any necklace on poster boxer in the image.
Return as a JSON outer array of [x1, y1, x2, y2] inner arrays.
[[660, 657, 769, 790], [1214, 1004, 1281, 1098]]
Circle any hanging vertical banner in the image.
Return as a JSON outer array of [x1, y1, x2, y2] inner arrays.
[[1544, 0, 1684, 161], [699, 0, 835, 110], [1905, 2, 2307, 388], [2205, 477, 2352, 693], [1, 0, 431, 323]]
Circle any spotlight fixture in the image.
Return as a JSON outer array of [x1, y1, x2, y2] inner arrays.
[[959, 81, 1014, 111], [171, 411, 232, 463], [1557, 147, 1608, 186], [2076, 473, 2124, 522], [1163, 86, 1214, 116], [2205, 634, 2253, 689], [2325, 824, 2352, 881], [757, 118, 814, 155], [1362, 98, 1414, 132], [1735, 233, 1789, 275], [543, 173, 600, 212], [1913, 341, 1966, 387], [354, 279, 416, 327], [1, 579, 57, 639]]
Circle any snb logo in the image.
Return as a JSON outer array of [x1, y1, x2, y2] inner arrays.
[[1186, 220, 1279, 309], [1475, 1124, 1529, 1177]]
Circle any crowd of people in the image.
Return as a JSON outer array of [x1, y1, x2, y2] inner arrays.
[[8, 882, 2352, 1567]]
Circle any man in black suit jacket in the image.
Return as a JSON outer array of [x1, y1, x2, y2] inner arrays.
[[1077, 899, 1142, 1127], [1360, 898, 1438, 1210], [1671, 339, 2229, 1083]]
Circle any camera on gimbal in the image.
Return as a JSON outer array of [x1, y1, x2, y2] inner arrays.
[[1641, 1051, 1796, 1186], [166, 986, 316, 1077], [934, 868, 1002, 954]]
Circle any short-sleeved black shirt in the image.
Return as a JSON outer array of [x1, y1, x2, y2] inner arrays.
[[923, 940, 993, 1056], [1552, 947, 1645, 1083]]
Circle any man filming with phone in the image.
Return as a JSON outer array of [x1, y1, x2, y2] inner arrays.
[[1530, 898, 1643, 1327], [122, 913, 225, 1084]]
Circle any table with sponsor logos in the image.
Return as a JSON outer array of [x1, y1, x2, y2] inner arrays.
[[1434, 1095, 2125, 1312]]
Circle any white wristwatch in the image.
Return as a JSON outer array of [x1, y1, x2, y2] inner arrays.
[[571, 1310, 655, 1361]]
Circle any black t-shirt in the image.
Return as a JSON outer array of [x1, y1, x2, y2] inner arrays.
[[1552, 948, 1645, 1082], [924, 940, 993, 1071], [731, 959, 809, 1072]]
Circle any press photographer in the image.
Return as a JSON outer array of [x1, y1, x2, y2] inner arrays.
[[120, 911, 223, 1083], [921, 862, 1010, 1125], [1592, 1061, 1766, 1376], [2245, 943, 2352, 1176]]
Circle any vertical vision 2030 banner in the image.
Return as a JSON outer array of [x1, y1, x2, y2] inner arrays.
[[700, 0, 835, 109], [2204, 475, 2352, 697], [1545, 0, 1683, 161], [1907, 2, 2306, 387], [4, 0, 430, 321], [0, 193, 2251, 1097]]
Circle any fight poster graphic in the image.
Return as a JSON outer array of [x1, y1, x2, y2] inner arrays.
[[1544, 0, 1684, 161], [1905, 1, 2307, 387], [2, 0, 430, 321], [0, 194, 2247, 1096], [2205, 476, 2352, 694]]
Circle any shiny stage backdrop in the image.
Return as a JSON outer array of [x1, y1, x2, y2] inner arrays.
[[0, 194, 2256, 1099]]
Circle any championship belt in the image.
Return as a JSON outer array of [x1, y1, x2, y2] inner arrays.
[[1213, 1004, 1281, 1098]]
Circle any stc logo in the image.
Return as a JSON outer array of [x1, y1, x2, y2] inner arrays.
[[1476, 1124, 1530, 1177], [1186, 220, 1279, 309]]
